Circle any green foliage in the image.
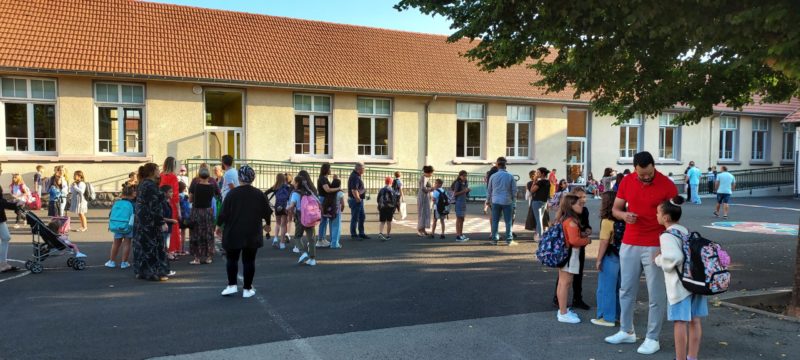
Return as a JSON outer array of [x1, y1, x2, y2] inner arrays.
[[396, 0, 800, 125]]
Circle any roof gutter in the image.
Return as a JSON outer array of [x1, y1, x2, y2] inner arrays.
[[0, 66, 591, 106]]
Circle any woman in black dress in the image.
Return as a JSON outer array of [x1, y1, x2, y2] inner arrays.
[[132, 163, 171, 281], [216, 165, 272, 298], [189, 166, 218, 265]]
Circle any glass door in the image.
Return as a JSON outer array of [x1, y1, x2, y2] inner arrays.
[[205, 128, 242, 160], [566, 138, 586, 184], [205, 88, 244, 159]]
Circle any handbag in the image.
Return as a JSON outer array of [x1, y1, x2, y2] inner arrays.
[[399, 202, 408, 220]]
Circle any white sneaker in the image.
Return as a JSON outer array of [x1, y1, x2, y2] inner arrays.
[[605, 330, 637, 344], [307, 259, 316, 266], [243, 288, 256, 298], [297, 252, 309, 264], [556, 310, 581, 324], [292, 246, 300, 254], [221, 285, 237, 296], [590, 318, 616, 327], [637, 339, 660, 355], [104, 260, 116, 268], [279, 242, 286, 250]]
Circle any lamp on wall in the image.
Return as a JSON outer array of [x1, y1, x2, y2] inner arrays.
[[561, 105, 568, 114], [192, 85, 203, 95]]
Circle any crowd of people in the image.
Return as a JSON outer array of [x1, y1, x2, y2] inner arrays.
[[0, 150, 736, 359]]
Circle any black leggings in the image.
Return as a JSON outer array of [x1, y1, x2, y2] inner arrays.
[[225, 248, 258, 290]]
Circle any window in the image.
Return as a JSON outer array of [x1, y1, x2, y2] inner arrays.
[[456, 102, 484, 158], [0, 77, 57, 152], [783, 124, 795, 161], [751, 118, 769, 161], [357, 98, 391, 157], [506, 105, 533, 158], [658, 113, 680, 160], [719, 116, 738, 161], [95, 83, 145, 154], [619, 116, 642, 159], [294, 94, 331, 155]]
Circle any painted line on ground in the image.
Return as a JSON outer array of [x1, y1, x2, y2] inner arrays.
[[237, 274, 322, 360], [730, 203, 800, 212], [0, 259, 31, 283]]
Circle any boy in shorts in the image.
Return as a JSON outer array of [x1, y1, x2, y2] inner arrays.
[[431, 179, 448, 239], [377, 176, 396, 241]]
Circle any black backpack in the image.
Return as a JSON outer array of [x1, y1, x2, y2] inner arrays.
[[435, 189, 450, 216], [391, 179, 401, 202], [379, 188, 396, 210], [608, 220, 625, 256]]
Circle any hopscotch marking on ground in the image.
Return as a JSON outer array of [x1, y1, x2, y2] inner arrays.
[[729, 203, 800, 212], [392, 216, 527, 235]]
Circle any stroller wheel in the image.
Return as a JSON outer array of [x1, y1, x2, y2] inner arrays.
[[24, 260, 33, 270], [73, 259, 86, 271], [30, 262, 43, 274], [67, 257, 75, 267]]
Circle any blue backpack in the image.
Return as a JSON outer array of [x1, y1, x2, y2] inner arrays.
[[108, 199, 134, 234], [535, 223, 571, 267], [179, 193, 191, 220], [274, 184, 292, 213]]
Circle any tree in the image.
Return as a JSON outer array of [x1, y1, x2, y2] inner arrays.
[[396, 0, 800, 125], [396, 0, 800, 314]]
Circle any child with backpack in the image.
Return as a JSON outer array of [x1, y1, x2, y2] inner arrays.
[[321, 178, 345, 249], [591, 191, 624, 327], [266, 173, 293, 250], [287, 171, 319, 266], [655, 195, 706, 360], [377, 176, 396, 241], [452, 170, 471, 242], [430, 179, 449, 239], [178, 182, 191, 254], [555, 194, 590, 324], [106, 186, 136, 269]]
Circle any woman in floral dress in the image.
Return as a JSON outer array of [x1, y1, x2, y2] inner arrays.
[[133, 163, 171, 281]]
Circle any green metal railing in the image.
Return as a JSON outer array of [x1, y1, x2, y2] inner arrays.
[[696, 166, 792, 195], [183, 159, 490, 199]]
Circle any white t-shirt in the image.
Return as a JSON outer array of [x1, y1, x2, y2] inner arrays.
[[221, 168, 240, 200]]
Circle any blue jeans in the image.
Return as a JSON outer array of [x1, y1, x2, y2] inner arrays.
[[690, 183, 701, 204], [319, 196, 330, 241], [596, 254, 621, 322], [530, 200, 546, 238], [490, 203, 513, 242], [330, 213, 342, 247], [348, 198, 366, 237]]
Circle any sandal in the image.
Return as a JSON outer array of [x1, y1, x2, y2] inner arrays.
[[0, 266, 20, 273], [189, 259, 200, 265]]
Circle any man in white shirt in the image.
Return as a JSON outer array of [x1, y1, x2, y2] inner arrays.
[[220, 155, 239, 201]]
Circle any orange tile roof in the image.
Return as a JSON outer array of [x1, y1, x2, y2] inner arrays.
[[0, 0, 795, 114], [0, 0, 582, 102], [782, 108, 800, 123]]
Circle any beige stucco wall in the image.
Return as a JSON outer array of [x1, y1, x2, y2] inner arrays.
[[0, 73, 793, 194]]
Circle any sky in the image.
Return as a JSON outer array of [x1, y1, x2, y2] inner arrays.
[[146, 0, 455, 35]]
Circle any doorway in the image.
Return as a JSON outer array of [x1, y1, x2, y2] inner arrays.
[[205, 89, 244, 159], [566, 110, 588, 184]]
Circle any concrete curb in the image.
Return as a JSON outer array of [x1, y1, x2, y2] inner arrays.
[[717, 288, 800, 324]]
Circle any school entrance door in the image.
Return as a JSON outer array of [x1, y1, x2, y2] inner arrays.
[[204, 89, 244, 159], [566, 109, 588, 184]]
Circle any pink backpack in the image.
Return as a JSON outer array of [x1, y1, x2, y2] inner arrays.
[[300, 194, 321, 227]]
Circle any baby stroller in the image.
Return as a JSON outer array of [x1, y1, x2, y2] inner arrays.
[[20, 209, 86, 274]]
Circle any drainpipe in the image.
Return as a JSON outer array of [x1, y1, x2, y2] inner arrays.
[[423, 94, 438, 165]]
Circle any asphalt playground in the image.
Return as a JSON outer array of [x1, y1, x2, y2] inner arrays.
[[1, 195, 799, 359]]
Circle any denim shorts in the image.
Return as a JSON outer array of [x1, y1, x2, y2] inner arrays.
[[716, 193, 731, 204], [667, 294, 708, 321], [114, 232, 133, 240]]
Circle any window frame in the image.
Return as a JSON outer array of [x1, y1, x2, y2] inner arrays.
[[619, 116, 642, 159], [456, 102, 486, 159], [782, 124, 795, 162], [294, 93, 333, 156], [357, 97, 392, 158], [505, 105, 534, 159], [751, 117, 770, 161], [93, 81, 146, 156], [658, 113, 680, 161], [719, 116, 739, 161], [0, 76, 58, 154]]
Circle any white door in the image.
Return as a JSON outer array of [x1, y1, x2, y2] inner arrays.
[[206, 128, 243, 159], [566, 138, 586, 184]]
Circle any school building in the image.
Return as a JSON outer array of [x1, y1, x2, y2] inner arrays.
[[0, 0, 798, 192]]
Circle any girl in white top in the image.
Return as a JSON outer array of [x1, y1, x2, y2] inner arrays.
[[654, 195, 707, 360], [70, 171, 89, 232]]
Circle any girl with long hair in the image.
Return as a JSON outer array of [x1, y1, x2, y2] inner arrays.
[[555, 194, 590, 324], [160, 156, 181, 259]]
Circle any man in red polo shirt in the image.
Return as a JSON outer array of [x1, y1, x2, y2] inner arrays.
[[604, 151, 677, 355]]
